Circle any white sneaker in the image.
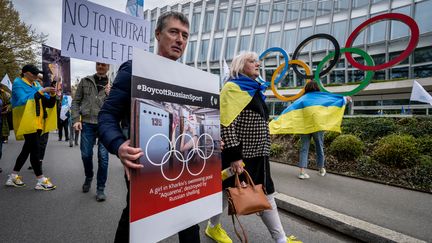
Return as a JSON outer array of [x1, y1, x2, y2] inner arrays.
[[35, 177, 56, 191], [298, 173, 310, 179], [319, 168, 326, 176], [5, 174, 26, 187]]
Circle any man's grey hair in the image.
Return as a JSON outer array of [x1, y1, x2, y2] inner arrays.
[[155, 11, 189, 32], [230, 51, 259, 79]]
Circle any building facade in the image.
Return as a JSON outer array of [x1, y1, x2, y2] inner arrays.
[[144, 0, 432, 116]]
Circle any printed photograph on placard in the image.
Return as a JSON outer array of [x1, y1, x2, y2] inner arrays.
[[131, 97, 221, 220]]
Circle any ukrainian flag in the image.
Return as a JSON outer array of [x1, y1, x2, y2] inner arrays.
[[220, 75, 266, 126], [270, 92, 347, 134], [11, 78, 57, 140]]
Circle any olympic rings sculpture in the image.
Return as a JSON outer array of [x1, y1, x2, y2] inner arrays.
[[259, 13, 419, 100], [145, 133, 215, 181]]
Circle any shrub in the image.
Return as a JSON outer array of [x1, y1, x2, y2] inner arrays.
[[357, 155, 380, 177], [416, 136, 432, 156], [372, 134, 419, 168], [342, 117, 396, 141], [329, 134, 364, 161], [397, 117, 432, 138], [413, 155, 432, 191], [270, 143, 284, 157], [324, 131, 340, 146]]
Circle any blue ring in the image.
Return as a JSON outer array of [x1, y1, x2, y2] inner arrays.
[[258, 47, 289, 86]]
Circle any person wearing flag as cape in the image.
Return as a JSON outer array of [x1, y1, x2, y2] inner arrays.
[[5, 64, 57, 190], [207, 51, 302, 243], [269, 81, 351, 179]]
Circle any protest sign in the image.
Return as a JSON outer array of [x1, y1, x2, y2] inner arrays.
[[42, 44, 71, 95], [61, 0, 149, 64], [130, 49, 221, 242]]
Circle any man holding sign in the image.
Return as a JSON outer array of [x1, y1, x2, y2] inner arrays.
[[98, 12, 200, 242]]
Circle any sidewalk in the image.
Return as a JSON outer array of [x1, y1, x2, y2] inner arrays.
[[270, 162, 432, 242]]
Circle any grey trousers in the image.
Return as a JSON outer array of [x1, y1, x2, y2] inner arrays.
[[209, 192, 286, 243]]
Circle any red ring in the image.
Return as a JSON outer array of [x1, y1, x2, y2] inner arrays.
[[345, 13, 419, 71]]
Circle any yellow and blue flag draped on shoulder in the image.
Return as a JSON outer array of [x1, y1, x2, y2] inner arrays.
[[270, 92, 347, 134], [11, 77, 57, 140], [220, 74, 267, 126]]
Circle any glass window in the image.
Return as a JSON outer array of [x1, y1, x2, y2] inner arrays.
[[390, 67, 409, 79], [351, 16, 367, 46], [274, 102, 289, 115], [299, 26, 313, 45], [415, 0, 432, 34], [243, 5, 256, 27], [203, 11, 214, 33], [313, 24, 330, 51], [230, 7, 241, 29], [280, 69, 294, 87], [301, 1, 316, 19], [353, 0, 369, 8], [389, 51, 409, 65], [373, 70, 385, 80], [414, 47, 432, 64], [199, 39, 209, 62], [334, 0, 349, 13], [271, 3, 284, 23], [268, 32, 281, 48], [212, 38, 222, 61], [414, 64, 432, 78], [371, 54, 386, 65], [186, 41, 196, 63], [253, 33, 265, 53], [191, 13, 201, 34], [225, 37, 236, 60], [348, 69, 367, 83], [391, 6, 410, 40], [286, 2, 300, 21], [330, 70, 345, 84], [368, 13, 386, 43], [257, 4, 270, 26], [217, 9, 227, 31], [332, 20, 347, 46], [283, 29, 296, 53], [239, 35, 250, 52], [150, 19, 156, 42], [317, 1, 332, 16]]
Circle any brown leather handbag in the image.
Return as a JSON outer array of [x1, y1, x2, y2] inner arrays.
[[226, 170, 272, 242]]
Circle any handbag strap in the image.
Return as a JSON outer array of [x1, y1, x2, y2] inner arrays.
[[234, 170, 256, 188], [231, 213, 248, 243]]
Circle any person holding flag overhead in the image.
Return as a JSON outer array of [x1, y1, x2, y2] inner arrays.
[[209, 51, 301, 243], [270, 81, 351, 179]]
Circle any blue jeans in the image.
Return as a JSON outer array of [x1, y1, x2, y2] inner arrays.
[[299, 131, 325, 169], [81, 123, 109, 191]]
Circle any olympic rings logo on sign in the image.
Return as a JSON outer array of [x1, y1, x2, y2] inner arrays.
[[259, 13, 419, 99], [145, 133, 215, 181]]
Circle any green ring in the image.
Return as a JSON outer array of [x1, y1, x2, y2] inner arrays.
[[314, 48, 375, 96]]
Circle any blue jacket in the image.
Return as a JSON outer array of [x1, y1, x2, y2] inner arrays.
[[98, 61, 132, 155]]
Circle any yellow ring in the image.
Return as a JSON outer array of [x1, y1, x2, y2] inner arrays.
[[271, 60, 312, 102]]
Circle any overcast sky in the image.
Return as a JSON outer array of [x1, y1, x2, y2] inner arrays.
[[11, 0, 177, 83]]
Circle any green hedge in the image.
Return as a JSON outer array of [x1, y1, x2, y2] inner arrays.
[[372, 134, 419, 168], [329, 134, 364, 161]]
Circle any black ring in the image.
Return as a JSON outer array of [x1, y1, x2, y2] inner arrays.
[[291, 33, 341, 80]]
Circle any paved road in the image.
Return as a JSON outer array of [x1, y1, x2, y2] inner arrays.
[[0, 134, 357, 242], [271, 162, 432, 242]]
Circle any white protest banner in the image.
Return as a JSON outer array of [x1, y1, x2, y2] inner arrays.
[[130, 48, 222, 243], [61, 0, 149, 65]]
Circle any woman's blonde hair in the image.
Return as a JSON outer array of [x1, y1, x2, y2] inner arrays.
[[229, 51, 259, 79]]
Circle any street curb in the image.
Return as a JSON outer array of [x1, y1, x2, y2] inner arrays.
[[274, 193, 426, 243]]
